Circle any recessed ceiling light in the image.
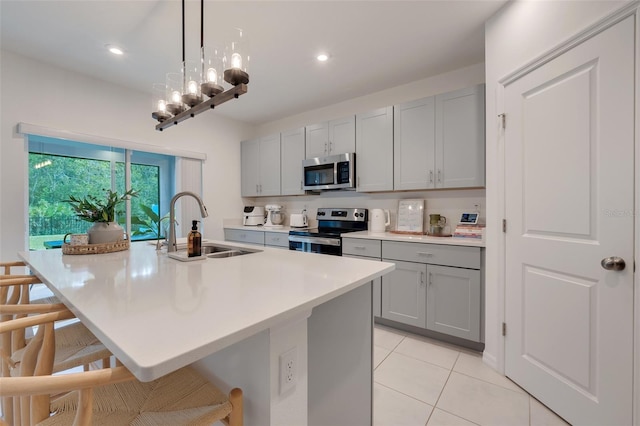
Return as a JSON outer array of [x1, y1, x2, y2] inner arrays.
[[107, 45, 124, 55], [316, 53, 329, 62]]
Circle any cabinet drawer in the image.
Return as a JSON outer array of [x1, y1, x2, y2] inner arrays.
[[342, 238, 381, 258], [265, 232, 289, 248], [224, 229, 265, 245], [382, 241, 480, 269]]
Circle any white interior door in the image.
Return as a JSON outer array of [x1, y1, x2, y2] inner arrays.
[[504, 16, 634, 426]]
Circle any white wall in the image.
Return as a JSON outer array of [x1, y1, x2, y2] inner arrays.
[[0, 49, 255, 259], [257, 62, 485, 135], [484, 0, 630, 371], [249, 63, 487, 232]]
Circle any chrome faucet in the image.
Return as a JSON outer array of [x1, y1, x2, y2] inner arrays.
[[167, 191, 209, 252]]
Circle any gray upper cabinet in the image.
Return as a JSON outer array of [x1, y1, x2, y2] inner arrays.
[[242, 83, 485, 197], [304, 122, 328, 159], [241, 139, 260, 197], [280, 127, 305, 195], [305, 116, 355, 159], [394, 84, 485, 190], [356, 106, 393, 192], [435, 84, 485, 188], [394, 96, 436, 190], [241, 134, 281, 197]]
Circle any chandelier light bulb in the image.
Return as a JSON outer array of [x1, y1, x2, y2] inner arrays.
[[207, 68, 217, 83], [157, 100, 167, 112], [231, 53, 242, 69], [188, 80, 198, 95], [172, 90, 181, 103]]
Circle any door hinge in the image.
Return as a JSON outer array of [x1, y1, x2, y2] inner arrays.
[[498, 113, 506, 129], [502, 322, 507, 336], [502, 219, 507, 233]]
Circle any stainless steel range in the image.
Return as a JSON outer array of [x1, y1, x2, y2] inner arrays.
[[288, 208, 368, 256]]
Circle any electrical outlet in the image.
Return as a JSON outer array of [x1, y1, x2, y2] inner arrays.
[[279, 346, 297, 395]]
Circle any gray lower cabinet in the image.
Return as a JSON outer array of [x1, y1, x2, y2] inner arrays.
[[343, 238, 382, 317], [344, 254, 382, 317], [381, 259, 427, 328], [264, 231, 289, 249], [224, 229, 265, 246], [426, 264, 481, 342], [381, 240, 483, 343]]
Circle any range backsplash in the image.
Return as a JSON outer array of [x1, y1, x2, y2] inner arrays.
[[242, 188, 486, 231]]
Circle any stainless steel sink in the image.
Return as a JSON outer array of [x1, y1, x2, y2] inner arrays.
[[168, 243, 261, 261], [207, 249, 257, 259], [201, 244, 233, 254]]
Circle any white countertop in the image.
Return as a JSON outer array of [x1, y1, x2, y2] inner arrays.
[[344, 230, 486, 247], [20, 241, 393, 381]]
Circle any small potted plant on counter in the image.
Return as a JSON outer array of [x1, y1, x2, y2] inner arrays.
[[64, 188, 138, 244]]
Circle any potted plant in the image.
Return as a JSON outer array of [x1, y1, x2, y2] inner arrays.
[[64, 189, 138, 244], [130, 204, 174, 250]]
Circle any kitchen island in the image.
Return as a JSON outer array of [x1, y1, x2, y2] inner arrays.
[[19, 241, 394, 425]]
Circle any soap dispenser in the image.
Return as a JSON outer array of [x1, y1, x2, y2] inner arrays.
[[188, 220, 202, 257]]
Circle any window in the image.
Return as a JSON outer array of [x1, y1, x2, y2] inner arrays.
[[28, 135, 175, 250]]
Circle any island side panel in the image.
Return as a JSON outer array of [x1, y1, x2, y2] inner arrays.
[[308, 283, 373, 426], [194, 329, 271, 425]]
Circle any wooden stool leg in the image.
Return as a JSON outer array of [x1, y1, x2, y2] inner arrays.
[[227, 388, 243, 426]]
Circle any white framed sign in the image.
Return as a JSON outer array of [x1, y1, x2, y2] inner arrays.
[[396, 199, 424, 233]]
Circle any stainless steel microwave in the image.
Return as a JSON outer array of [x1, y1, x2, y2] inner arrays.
[[302, 153, 355, 191]]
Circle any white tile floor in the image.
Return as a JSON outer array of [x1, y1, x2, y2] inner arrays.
[[373, 324, 570, 426]]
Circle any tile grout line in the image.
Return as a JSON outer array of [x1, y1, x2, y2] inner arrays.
[[426, 351, 459, 425], [452, 369, 530, 396]]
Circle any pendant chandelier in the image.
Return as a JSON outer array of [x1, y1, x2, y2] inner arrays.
[[152, 0, 249, 131]]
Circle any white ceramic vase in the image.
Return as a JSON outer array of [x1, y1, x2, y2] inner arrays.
[[88, 222, 124, 244]]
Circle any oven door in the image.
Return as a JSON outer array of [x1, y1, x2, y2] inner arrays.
[[288, 235, 342, 256]]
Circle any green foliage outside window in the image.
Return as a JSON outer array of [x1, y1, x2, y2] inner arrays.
[[29, 153, 162, 248]]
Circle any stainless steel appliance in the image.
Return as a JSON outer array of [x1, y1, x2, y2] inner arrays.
[[243, 206, 265, 226], [302, 153, 355, 191], [289, 208, 367, 256]]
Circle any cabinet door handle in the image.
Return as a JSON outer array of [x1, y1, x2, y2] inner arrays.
[[324, 142, 328, 154], [300, 180, 303, 190], [259, 184, 262, 193], [417, 252, 433, 257], [329, 141, 333, 153], [429, 170, 434, 184], [437, 169, 442, 183], [354, 246, 366, 250], [256, 184, 258, 193], [428, 272, 433, 286], [420, 271, 425, 286]]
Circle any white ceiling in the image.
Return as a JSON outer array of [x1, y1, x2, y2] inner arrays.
[[0, 0, 507, 125]]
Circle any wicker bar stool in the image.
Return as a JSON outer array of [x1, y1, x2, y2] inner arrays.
[[1, 277, 111, 425], [0, 310, 243, 426]]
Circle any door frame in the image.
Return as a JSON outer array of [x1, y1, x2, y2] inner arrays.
[[493, 3, 640, 423]]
